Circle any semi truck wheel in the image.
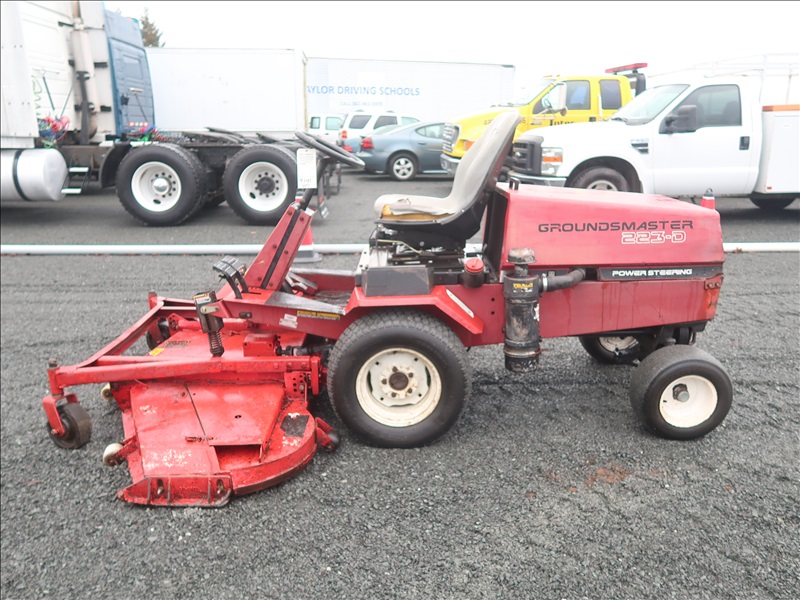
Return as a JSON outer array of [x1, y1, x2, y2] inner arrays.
[[222, 144, 298, 225], [579, 333, 656, 365], [629, 345, 732, 440], [327, 310, 471, 448], [116, 143, 208, 226], [571, 166, 629, 192], [389, 153, 418, 181]]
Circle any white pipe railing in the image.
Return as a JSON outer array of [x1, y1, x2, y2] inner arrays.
[[1, 242, 799, 256]]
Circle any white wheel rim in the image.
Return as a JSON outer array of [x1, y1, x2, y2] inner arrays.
[[237, 162, 289, 212], [130, 161, 181, 212], [355, 347, 442, 427], [659, 375, 718, 428], [587, 179, 619, 191], [599, 336, 638, 353], [392, 157, 414, 179]]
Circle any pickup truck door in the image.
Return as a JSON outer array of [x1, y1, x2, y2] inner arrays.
[[650, 84, 759, 197], [530, 80, 618, 127]]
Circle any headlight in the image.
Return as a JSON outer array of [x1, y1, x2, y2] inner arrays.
[[541, 147, 563, 176]]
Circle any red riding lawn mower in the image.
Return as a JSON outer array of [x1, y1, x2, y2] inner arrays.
[[42, 112, 733, 507]]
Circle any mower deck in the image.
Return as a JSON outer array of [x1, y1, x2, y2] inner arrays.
[[43, 300, 335, 507]]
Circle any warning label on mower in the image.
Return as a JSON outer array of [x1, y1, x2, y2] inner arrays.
[[297, 310, 341, 321]]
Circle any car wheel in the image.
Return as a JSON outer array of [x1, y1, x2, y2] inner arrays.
[[749, 194, 796, 210], [571, 166, 629, 192], [389, 153, 418, 181]]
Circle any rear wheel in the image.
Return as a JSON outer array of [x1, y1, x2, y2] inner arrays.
[[389, 153, 418, 181], [222, 144, 298, 225], [749, 194, 796, 210], [116, 143, 208, 226], [327, 310, 470, 448], [629, 345, 732, 440], [579, 333, 656, 365], [571, 166, 629, 192]]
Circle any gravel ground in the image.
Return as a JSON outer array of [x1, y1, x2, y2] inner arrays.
[[1, 177, 798, 599]]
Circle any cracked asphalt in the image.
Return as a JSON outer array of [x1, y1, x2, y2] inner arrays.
[[1, 174, 798, 599]]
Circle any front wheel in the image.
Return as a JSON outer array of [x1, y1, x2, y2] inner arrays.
[[629, 345, 732, 440], [327, 310, 471, 448], [222, 144, 298, 225], [116, 143, 208, 226], [389, 153, 418, 181], [571, 166, 629, 192]]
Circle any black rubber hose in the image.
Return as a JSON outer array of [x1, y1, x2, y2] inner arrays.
[[542, 268, 586, 292]]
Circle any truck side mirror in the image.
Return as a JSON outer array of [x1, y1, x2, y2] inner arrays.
[[659, 105, 698, 134]]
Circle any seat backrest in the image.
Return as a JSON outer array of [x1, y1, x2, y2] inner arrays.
[[374, 111, 520, 243], [445, 111, 521, 213]]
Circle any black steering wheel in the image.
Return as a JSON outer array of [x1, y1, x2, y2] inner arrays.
[[294, 130, 365, 169]]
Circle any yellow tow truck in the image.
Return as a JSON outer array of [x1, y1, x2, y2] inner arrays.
[[440, 63, 646, 177]]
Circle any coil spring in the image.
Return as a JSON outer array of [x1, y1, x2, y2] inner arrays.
[[208, 330, 224, 357]]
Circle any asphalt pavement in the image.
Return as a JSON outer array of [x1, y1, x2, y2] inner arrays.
[[1, 174, 799, 599]]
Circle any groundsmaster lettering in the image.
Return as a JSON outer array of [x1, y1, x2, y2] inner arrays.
[[538, 220, 694, 232]]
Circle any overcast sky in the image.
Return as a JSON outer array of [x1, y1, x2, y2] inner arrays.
[[103, 0, 799, 83]]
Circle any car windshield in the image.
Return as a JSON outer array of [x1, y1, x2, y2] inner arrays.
[[500, 80, 556, 107], [610, 84, 689, 124]]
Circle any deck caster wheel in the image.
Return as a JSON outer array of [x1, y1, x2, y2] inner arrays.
[[629, 345, 732, 440], [100, 384, 114, 402], [47, 402, 92, 449], [323, 429, 340, 452], [103, 442, 124, 466]]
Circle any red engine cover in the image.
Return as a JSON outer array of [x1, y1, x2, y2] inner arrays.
[[496, 185, 724, 271]]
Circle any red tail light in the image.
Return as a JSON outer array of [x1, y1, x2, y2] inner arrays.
[[361, 137, 374, 150], [341, 130, 348, 139]]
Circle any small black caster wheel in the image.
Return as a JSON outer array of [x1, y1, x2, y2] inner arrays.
[[47, 403, 92, 449]]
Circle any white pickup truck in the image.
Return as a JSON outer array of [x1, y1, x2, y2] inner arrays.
[[508, 70, 799, 210]]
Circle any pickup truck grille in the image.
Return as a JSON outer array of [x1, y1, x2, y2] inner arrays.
[[511, 137, 543, 176], [442, 123, 459, 153]]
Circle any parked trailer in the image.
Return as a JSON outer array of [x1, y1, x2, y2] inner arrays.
[[0, 1, 303, 226]]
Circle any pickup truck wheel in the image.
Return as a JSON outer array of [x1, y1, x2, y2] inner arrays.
[[749, 195, 796, 210], [116, 144, 208, 226], [579, 333, 656, 365], [223, 144, 298, 225], [389, 153, 418, 181], [629, 345, 732, 440], [327, 310, 470, 448], [571, 166, 629, 192]]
